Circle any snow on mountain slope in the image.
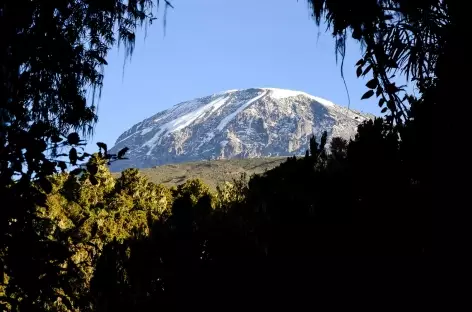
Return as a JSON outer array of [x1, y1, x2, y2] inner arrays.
[[109, 88, 374, 171]]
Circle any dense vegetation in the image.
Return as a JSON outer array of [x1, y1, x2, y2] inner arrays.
[[2, 124, 428, 310], [1, 0, 464, 310]]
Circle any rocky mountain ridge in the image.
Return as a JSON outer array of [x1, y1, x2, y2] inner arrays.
[[109, 88, 374, 171]]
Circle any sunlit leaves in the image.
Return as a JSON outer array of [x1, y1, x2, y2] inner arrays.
[[32, 159, 177, 309]]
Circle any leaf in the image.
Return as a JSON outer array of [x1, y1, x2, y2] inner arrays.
[[361, 90, 374, 100], [378, 98, 386, 107], [69, 148, 78, 165], [356, 66, 362, 77], [355, 59, 365, 66], [89, 175, 99, 185], [386, 59, 398, 68], [70, 168, 84, 176], [97, 142, 107, 153], [96, 56, 108, 65], [51, 134, 63, 143], [352, 28, 362, 40], [42, 159, 56, 174], [386, 83, 400, 94], [67, 133, 80, 145], [87, 164, 98, 175], [362, 64, 372, 76], [376, 87, 383, 97], [29, 121, 50, 137], [366, 78, 378, 89], [57, 161, 67, 172], [38, 177, 53, 194], [117, 147, 129, 159], [381, 107, 388, 113]]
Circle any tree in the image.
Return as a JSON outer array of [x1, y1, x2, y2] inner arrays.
[[215, 173, 248, 211], [172, 179, 214, 207], [306, 0, 448, 124], [304, 0, 471, 254], [0, 1, 172, 310], [1, 0, 173, 183], [2, 154, 173, 310], [329, 137, 348, 161]]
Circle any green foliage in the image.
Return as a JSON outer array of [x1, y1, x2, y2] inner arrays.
[[215, 173, 248, 210], [115, 168, 173, 219], [172, 178, 215, 207], [0, 147, 230, 311], [1, 152, 179, 310]]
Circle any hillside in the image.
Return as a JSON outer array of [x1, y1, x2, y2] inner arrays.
[[112, 157, 287, 189]]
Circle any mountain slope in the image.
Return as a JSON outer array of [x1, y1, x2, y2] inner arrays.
[[112, 157, 288, 190], [110, 88, 374, 171]]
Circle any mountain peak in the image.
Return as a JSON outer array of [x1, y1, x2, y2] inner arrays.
[[110, 88, 373, 171], [216, 88, 335, 107]]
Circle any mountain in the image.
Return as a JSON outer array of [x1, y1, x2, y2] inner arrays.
[[109, 88, 374, 171]]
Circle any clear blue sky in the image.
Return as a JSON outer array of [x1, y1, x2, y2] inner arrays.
[[87, 0, 399, 152]]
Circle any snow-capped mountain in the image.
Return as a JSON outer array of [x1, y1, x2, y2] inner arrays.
[[109, 88, 374, 171]]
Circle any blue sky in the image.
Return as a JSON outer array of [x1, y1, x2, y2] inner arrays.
[[87, 0, 398, 152]]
